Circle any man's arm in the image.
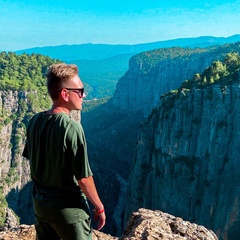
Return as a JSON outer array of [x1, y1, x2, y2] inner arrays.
[[78, 176, 106, 230]]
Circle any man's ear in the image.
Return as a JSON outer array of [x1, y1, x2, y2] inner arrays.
[[60, 89, 70, 102]]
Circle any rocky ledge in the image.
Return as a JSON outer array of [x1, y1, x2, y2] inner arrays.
[[0, 208, 218, 240]]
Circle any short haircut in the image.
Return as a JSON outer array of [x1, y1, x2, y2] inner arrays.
[[46, 63, 79, 100]]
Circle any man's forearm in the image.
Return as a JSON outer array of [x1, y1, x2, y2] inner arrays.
[[78, 176, 104, 211]]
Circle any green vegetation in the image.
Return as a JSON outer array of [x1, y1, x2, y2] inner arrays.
[[0, 52, 61, 91], [0, 52, 61, 115], [181, 52, 240, 89], [160, 52, 240, 110], [133, 47, 211, 74], [0, 188, 7, 227], [0, 52, 61, 113], [5, 167, 19, 185]]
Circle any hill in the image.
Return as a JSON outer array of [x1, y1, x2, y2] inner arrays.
[[13, 35, 240, 100], [15, 35, 240, 61]]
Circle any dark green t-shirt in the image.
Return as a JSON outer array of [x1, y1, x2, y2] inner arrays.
[[23, 112, 93, 223]]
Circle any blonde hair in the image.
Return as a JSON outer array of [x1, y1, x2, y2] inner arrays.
[[46, 63, 79, 100]]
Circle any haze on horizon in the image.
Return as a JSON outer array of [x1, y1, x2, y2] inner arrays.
[[1, 0, 240, 51]]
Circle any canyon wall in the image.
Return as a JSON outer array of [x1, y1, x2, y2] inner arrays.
[[0, 90, 33, 223], [111, 43, 240, 116], [124, 78, 240, 240]]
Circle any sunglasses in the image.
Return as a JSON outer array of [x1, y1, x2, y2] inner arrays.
[[61, 88, 84, 98]]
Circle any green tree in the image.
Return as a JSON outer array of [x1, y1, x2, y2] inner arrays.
[[224, 52, 240, 72]]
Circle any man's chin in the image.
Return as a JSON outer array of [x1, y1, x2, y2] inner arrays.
[[73, 105, 82, 111]]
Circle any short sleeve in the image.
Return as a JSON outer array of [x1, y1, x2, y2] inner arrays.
[[66, 120, 93, 180]]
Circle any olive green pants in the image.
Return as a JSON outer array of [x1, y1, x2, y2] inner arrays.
[[35, 216, 92, 240]]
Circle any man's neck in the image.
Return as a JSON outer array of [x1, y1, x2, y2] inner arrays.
[[46, 106, 70, 114]]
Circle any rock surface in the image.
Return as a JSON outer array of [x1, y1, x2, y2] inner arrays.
[[124, 80, 240, 240], [0, 208, 217, 240], [120, 208, 218, 240]]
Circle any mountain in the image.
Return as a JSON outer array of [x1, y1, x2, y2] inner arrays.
[[14, 35, 240, 61], [13, 35, 240, 101]]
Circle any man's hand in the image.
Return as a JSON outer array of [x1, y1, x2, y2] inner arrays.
[[93, 208, 106, 230], [78, 176, 106, 230]]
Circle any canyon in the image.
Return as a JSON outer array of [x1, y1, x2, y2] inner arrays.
[[0, 41, 240, 239]]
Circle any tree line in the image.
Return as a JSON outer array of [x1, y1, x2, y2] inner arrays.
[[0, 52, 60, 91], [182, 52, 240, 88]]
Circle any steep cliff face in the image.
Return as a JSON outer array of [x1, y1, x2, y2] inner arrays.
[[124, 78, 240, 240], [0, 90, 32, 188], [0, 90, 34, 223], [112, 43, 240, 116]]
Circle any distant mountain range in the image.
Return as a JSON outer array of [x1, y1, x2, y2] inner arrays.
[[15, 35, 240, 61], [12, 34, 240, 100]]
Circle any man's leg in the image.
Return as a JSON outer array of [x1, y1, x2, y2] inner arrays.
[[35, 216, 61, 240], [51, 217, 92, 240]]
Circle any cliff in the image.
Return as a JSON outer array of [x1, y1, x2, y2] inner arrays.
[[111, 42, 240, 116], [0, 208, 218, 240], [0, 90, 33, 224], [124, 74, 240, 240]]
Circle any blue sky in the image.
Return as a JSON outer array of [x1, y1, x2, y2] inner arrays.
[[1, 0, 240, 51]]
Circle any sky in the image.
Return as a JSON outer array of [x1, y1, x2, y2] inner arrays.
[[1, 0, 240, 51]]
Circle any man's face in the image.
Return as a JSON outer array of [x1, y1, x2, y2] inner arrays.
[[65, 74, 86, 111]]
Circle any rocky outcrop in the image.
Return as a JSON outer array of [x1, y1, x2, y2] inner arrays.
[[120, 208, 218, 240], [124, 79, 240, 240], [0, 208, 217, 240]]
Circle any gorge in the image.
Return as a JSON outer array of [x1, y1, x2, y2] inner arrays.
[[0, 41, 240, 240]]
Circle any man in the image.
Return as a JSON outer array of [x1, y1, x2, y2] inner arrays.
[[23, 63, 106, 240]]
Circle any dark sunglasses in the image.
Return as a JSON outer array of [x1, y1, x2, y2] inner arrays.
[[60, 88, 84, 98]]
